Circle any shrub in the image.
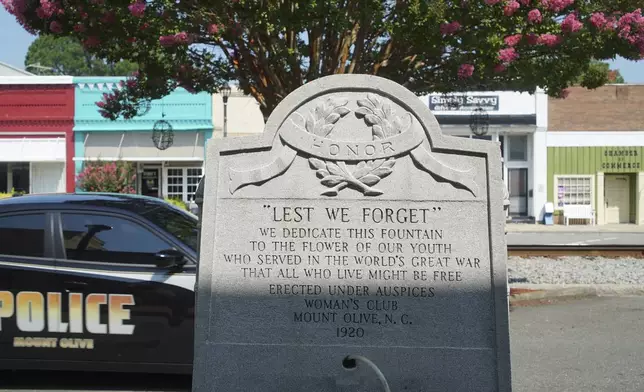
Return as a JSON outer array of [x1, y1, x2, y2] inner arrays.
[[0, 188, 23, 199], [165, 197, 188, 210], [76, 160, 136, 193]]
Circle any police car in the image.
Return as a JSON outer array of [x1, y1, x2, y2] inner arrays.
[[0, 192, 200, 374]]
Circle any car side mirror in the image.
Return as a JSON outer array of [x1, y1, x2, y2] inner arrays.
[[155, 249, 187, 269]]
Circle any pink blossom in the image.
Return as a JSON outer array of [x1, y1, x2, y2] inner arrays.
[[498, 47, 519, 63], [538, 33, 562, 47], [504, 1, 520, 16], [159, 35, 176, 47], [128, 0, 146, 17], [39, 0, 57, 18], [590, 12, 607, 29], [540, 0, 574, 12], [440, 21, 461, 35], [36, 8, 47, 19], [208, 24, 219, 34], [49, 20, 62, 33], [458, 64, 474, 79], [494, 64, 507, 73], [173, 32, 192, 44], [73, 23, 86, 33], [504, 34, 522, 46], [561, 13, 583, 33], [485, 0, 501, 4], [518, 0, 530, 5], [160, 32, 193, 47], [528, 9, 542, 23]]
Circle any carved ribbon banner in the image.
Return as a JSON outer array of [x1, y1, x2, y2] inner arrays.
[[228, 94, 480, 197]]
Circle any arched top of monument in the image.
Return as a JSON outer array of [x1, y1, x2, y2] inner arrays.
[[217, 74, 498, 160]]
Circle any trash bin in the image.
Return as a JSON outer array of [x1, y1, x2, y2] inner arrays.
[[544, 202, 554, 225]]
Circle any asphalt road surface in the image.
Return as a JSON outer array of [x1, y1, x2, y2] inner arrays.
[[2, 297, 644, 392], [507, 232, 644, 246]]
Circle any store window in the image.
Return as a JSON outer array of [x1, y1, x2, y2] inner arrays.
[[556, 176, 593, 207], [508, 135, 528, 161], [165, 167, 204, 203], [0, 163, 30, 194]]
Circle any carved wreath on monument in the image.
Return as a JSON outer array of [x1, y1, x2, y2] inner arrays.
[[228, 93, 479, 197], [305, 94, 406, 196]]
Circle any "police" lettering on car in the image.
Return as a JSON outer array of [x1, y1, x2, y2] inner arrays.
[[0, 291, 135, 335]]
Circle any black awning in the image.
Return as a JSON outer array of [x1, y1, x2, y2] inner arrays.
[[434, 114, 536, 125]]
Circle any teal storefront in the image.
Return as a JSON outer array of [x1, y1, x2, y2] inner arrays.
[[73, 77, 213, 203]]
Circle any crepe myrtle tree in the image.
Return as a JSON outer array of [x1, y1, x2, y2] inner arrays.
[[3, 0, 644, 121]]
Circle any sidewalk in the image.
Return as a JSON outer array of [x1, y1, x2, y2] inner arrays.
[[509, 283, 644, 306], [506, 222, 644, 233]]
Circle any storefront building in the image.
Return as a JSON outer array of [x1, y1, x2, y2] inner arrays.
[[547, 85, 644, 225], [423, 90, 548, 222], [73, 77, 213, 203], [0, 75, 75, 194]]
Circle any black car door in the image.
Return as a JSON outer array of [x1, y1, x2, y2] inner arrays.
[[0, 211, 64, 365], [50, 210, 196, 373]]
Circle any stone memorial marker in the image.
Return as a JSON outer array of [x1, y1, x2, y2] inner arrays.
[[193, 74, 511, 392]]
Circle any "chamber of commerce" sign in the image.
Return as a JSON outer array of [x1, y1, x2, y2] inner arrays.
[[429, 95, 500, 112]]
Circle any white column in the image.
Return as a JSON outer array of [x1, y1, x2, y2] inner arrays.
[[535, 88, 548, 128], [637, 173, 644, 225], [596, 172, 605, 225], [532, 128, 547, 223]]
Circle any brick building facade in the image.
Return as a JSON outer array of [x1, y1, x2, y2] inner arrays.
[[0, 76, 75, 194]]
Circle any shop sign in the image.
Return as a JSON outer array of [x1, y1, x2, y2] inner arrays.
[[601, 147, 642, 170], [429, 94, 499, 112]]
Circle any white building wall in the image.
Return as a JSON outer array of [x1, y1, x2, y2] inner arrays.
[[212, 86, 265, 138]]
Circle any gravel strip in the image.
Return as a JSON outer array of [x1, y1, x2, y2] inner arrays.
[[507, 256, 644, 284]]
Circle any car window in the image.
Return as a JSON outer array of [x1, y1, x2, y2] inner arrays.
[[0, 214, 46, 258], [140, 206, 199, 252], [61, 213, 175, 265]]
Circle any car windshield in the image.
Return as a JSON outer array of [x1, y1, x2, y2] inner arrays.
[[141, 205, 199, 253]]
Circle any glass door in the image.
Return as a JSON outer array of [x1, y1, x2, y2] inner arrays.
[[141, 168, 161, 198], [508, 168, 528, 216]]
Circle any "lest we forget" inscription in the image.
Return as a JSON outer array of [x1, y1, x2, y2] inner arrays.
[[193, 75, 511, 392]]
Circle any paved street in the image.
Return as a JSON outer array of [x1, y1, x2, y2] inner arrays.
[[510, 297, 644, 392], [507, 231, 644, 246], [2, 297, 644, 392]]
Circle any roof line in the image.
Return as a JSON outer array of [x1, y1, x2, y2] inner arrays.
[[0, 61, 35, 76]]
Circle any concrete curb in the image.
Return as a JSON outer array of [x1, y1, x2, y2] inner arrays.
[[509, 284, 644, 305]]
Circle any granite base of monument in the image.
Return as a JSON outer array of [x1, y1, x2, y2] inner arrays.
[[192, 74, 511, 391]]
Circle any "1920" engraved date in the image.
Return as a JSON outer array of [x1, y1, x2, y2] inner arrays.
[[336, 326, 365, 338]]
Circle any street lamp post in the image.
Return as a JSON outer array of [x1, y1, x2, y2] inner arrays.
[[221, 85, 231, 137]]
